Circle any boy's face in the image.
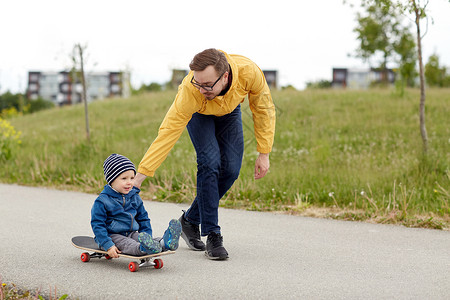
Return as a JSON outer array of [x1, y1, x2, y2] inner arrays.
[[110, 170, 135, 194]]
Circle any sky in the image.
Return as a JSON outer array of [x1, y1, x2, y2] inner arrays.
[[1, 0, 449, 93]]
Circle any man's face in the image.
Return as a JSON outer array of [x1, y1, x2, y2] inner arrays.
[[192, 65, 228, 100]]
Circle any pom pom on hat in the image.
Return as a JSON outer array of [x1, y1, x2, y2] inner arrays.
[[103, 154, 136, 185]]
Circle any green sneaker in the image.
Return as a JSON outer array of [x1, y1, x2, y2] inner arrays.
[[162, 219, 182, 250], [138, 232, 162, 254]]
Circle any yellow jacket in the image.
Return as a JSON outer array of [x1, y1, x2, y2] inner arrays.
[[138, 51, 276, 177]]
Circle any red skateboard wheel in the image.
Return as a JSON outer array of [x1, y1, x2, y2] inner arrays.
[[81, 252, 90, 262], [128, 262, 139, 272], [154, 258, 163, 269]]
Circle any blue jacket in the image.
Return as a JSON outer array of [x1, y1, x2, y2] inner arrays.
[[91, 185, 152, 251]]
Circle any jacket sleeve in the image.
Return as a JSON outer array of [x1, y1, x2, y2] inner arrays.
[[138, 85, 199, 176], [134, 195, 153, 236], [247, 63, 276, 154], [91, 198, 115, 251]]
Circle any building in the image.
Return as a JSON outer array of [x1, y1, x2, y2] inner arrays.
[[332, 68, 395, 89], [27, 71, 130, 105], [262, 70, 278, 89], [171, 69, 189, 88]]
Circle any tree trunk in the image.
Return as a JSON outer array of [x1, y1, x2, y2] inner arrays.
[[77, 44, 90, 142], [413, 2, 428, 154]]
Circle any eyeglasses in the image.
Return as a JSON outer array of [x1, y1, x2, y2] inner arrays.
[[190, 72, 225, 91]]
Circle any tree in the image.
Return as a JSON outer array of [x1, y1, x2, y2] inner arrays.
[[409, 0, 429, 154], [132, 82, 163, 95], [305, 79, 332, 89], [425, 54, 448, 87], [353, 2, 401, 72], [72, 43, 90, 142], [350, 0, 448, 154], [0, 92, 21, 112], [27, 97, 54, 113], [394, 30, 417, 90], [352, 1, 416, 86]]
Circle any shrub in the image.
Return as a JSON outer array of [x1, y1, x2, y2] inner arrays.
[[28, 97, 54, 113], [0, 117, 22, 160]]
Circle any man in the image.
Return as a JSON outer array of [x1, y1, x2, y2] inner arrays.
[[134, 48, 275, 260]]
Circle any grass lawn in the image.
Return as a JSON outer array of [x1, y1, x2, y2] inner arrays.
[[2, 88, 449, 229]]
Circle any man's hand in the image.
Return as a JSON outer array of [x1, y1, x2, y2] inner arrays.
[[107, 245, 121, 258], [254, 153, 270, 180], [133, 172, 147, 189]]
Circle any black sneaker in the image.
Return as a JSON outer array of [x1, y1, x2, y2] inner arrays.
[[205, 232, 229, 260], [179, 211, 205, 251]]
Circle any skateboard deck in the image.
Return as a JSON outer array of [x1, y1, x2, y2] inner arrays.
[[72, 236, 174, 272]]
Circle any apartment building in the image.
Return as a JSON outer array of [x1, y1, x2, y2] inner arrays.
[[332, 68, 395, 89], [27, 71, 130, 105]]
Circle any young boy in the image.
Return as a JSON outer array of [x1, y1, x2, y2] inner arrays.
[[91, 153, 181, 257]]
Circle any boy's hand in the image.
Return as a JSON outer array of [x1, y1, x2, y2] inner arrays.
[[107, 245, 121, 258]]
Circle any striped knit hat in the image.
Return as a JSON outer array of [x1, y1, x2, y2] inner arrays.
[[103, 154, 136, 185]]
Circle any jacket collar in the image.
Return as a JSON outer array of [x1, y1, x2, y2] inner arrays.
[[101, 184, 140, 198], [219, 50, 238, 91]]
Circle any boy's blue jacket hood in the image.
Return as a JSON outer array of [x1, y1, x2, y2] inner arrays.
[[91, 185, 152, 251]]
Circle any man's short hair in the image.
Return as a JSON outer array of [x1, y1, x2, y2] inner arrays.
[[189, 48, 229, 74]]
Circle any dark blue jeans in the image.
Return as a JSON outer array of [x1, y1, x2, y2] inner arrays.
[[185, 105, 244, 236]]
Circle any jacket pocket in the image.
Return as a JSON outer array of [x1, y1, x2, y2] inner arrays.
[[108, 220, 118, 232]]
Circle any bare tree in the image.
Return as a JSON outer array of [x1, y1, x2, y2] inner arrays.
[[410, 0, 428, 154], [72, 43, 90, 142]]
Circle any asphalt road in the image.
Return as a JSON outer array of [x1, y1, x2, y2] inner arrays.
[[0, 183, 449, 299]]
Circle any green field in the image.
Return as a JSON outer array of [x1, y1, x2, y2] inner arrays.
[[2, 88, 449, 229]]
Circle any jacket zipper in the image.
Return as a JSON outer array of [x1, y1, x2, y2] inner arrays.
[[123, 195, 134, 232]]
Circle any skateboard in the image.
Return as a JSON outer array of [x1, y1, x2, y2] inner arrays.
[[71, 236, 174, 272]]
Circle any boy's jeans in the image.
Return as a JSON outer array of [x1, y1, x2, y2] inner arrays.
[[185, 104, 244, 236], [110, 232, 147, 255]]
